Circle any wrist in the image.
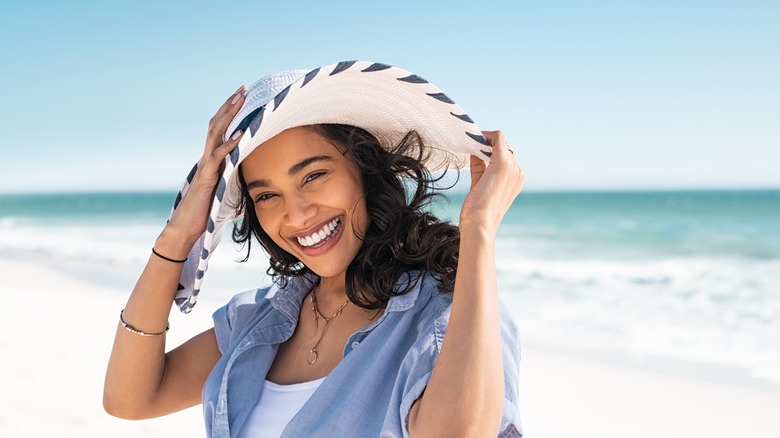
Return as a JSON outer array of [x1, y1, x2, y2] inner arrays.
[[458, 223, 496, 248], [458, 216, 497, 238], [154, 228, 199, 260]]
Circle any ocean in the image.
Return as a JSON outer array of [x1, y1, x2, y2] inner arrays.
[[1, 189, 778, 386]]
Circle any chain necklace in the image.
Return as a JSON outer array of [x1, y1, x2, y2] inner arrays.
[[307, 287, 350, 365]]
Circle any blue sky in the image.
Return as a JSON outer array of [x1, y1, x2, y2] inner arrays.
[[1, 0, 778, 193]]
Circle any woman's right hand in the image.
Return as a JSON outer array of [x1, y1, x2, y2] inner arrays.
[[104, 87, 246, 419], [158, 85, 247, 254]]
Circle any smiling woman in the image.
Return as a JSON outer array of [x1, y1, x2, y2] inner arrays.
[[237, 126, 370, 287], [103, 61, 524, 437]]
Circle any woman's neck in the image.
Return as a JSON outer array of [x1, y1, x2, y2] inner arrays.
[[315, 275, 350, 309], [313, 273, 385, 322]]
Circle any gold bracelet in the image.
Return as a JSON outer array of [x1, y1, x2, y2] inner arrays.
[[119, 309, 169, 337]]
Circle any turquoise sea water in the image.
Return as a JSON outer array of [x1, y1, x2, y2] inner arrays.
[[1, 189, 779, 384]]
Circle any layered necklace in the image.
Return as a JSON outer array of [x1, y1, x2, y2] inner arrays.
[[307, 287, 350, 365]]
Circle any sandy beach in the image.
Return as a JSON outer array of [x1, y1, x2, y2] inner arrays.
[[1, 256, 779, 437]]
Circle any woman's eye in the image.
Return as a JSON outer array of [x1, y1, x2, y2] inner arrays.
[[304, 172, 325, 184], [255, 193, 276, 203]]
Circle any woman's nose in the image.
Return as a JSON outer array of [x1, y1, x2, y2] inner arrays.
[[284, 193, 315, 228]]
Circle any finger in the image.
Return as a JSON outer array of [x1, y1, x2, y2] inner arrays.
[[206, 85, 247, 148], [215, 85, 247, 120], [226, 85, 247, 105], [216, 129, 244, 156], [203, 130, 243, 167], [481, 130, 510, 161], [507, 145, 519, 164]]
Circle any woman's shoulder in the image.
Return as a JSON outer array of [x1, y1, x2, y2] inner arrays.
[[393, 271, 453, 333], [215, 275, 315, 331], [392, 270, 450, 308], [212, 285, 276, 339], [220, 275, 312, 315], [221, 285, 276, 315]]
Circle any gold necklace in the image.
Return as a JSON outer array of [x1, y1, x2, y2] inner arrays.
[[307, 287, 350, 365]]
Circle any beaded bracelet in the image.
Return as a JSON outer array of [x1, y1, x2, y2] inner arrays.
[[119, 309, 169, 337]]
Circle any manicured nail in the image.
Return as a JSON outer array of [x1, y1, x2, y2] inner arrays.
[[231, 130, 243, 140], [231, 93, 242, 105]]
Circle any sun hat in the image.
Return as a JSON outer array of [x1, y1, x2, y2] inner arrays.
[[171, 60, 491, 313]]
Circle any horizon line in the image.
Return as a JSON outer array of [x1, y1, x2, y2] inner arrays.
[[1, 186, 779, 196]]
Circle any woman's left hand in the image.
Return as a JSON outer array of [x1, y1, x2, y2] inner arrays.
[[460, 130, 524, 235]]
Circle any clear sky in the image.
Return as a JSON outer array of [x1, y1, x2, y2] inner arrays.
[[1, 0, 778, 193]]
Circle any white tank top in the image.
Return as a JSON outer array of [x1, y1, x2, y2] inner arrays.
[[236, 376, 327, 438]]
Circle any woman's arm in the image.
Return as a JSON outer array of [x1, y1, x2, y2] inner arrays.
[[408, 130, 523, 437], [103, 86, 247, 419]]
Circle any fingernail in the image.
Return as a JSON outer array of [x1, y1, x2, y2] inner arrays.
[[231, 93, 242, 105], [233, 85, 244, 94], [231, 130, 243, 140]]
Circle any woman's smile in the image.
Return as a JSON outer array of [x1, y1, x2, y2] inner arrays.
[[289, 215, 345, 256]]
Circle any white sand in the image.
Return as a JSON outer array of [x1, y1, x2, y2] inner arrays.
[[0, 258, 215, 437], [520, 350, 780, 437], [1, 257, 779, 437]]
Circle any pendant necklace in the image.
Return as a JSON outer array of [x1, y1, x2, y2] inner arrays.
[[307, 287, 350, 365]]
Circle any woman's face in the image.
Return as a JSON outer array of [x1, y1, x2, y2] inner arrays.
[[241, 126, 369, 281]]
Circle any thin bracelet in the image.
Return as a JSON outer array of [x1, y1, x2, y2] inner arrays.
[[151, 247, 187, 263], [119, 309, 169, 337]]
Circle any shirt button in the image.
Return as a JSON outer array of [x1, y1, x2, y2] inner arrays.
[[351, 341, 360, 349]]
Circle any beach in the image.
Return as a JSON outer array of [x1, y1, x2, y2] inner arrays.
[[0, 256, 209, 437], [2, 255, 780, 437], [2, 190, 780, 436]]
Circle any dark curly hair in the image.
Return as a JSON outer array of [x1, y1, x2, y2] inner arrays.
[[232, 124, 460, 309]]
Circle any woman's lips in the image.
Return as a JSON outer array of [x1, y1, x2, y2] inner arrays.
[[292, 215, 345, 257]]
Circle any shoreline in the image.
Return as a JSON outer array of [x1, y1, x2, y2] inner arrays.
[[2, 255, 780, 436], [29, 251, 780, 394]]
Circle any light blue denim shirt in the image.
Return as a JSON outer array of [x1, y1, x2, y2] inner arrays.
[[202, 271, 522, 437]]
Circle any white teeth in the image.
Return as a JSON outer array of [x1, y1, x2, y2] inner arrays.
[[297, 218, 341, 247]]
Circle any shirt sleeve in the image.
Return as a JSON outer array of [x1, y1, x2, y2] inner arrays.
[[497, 298, 523, 437], [398, 292, 523, 437], [211, 301, 233, 355], [212, 287, 271, 354]]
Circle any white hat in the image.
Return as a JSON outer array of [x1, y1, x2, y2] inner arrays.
[[172, 60, 491, 313]]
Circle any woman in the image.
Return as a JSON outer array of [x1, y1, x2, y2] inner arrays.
[[104, 61, 524, 437]]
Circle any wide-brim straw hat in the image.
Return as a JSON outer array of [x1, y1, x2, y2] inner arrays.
[[172, 60, 491, 313]]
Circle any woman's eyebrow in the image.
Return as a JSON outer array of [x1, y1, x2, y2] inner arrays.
[[246, 155, 334, 191], [246, 179, 270, 191], [288, 155, 333, 177]]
